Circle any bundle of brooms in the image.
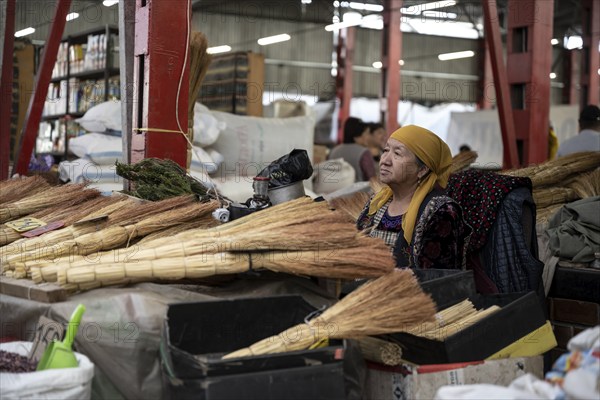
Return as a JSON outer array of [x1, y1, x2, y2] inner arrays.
[[59, 197, 360, 267], [31, 197, 395, 290], [1, 196, 135, 272], [0, 189, 103, 246], [222, 269, 436, 359], [0, 176, 50, 205], [328, 191, 370, 223], [29, 198, 220, 283], [7, 196, 216, 277], [0, 183, 94, 224]]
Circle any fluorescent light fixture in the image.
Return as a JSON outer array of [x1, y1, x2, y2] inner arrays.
[[438, 50, 475, 61], [372, 60, 404, 68], [301, 0, 312, 4], [551, 38, 559, 45], [66, 12, 79, 21], [257, 34, 291, 46], [422, 10, 457, 19], [401, 1, 456, 14], [564, 35, 583, 50], [349, 2, 384, 12], [405, 19, 478, 39], [207, 45, 231, 54], [360, 14, 383, 30], [549, 72, 557, 79], [326, 12, 363, 31], [15, 27, 35, 37], [103, 0, 119, 6]]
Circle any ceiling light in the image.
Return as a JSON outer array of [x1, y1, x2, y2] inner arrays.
[[399, 59, 405, 66], [15, 27, 35, 37], [438, 50, 475, 61], [564, 35, 583, 50], [301, 0, 312, 4], [207, 45, 231, 54], [349, 2, 384, 12], [422, 11, 457, 19], [66, 12, 79, 21], [103, 0, 119, 6], [360, 14, 383, 30], [406, 19, 478, 39], [257, 34, 291, 46], [372, 61, 382, 69], [326, 12, 363, 31], [549, 72, 557, 79], [551, 38, 559, 45]]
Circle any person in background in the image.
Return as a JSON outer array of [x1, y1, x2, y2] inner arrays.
[[557, 105, 600, 157], [459, 144, 471, 153], [548, 122, 558, 160], [367, 122, 387, 162], [357, 125, 470, 270], [328, 117, 376, 181]]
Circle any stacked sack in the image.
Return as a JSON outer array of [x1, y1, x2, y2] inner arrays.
[[59, 101, 226, 193]]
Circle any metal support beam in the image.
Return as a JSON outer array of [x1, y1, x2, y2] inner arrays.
[[130, 0, 190, 168], [380, 0, 402, 132], [12, 0, 71, 177], [0, 0, 15, 180], [562, 49, 579, 104], [335, 27, 355, 144], [580, 0, 599, 106], [477, 38, 494, 109], [506, 0, 553, 165], [482, 0, 520, 168]]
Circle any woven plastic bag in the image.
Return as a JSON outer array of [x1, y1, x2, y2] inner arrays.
[[0, 341, 94, 400]]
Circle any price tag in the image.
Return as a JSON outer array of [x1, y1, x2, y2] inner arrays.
[[21, 221, 65, 238], [28, 316, 65, 362], [5, 217, 47, 233]]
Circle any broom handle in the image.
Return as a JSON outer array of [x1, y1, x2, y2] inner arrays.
[[64, 304, 86, 349]]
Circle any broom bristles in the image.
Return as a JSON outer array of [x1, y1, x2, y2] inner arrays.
[[223, 270, 436, 359], [0, 176, 51, 205], [328, 192, 370, 222]]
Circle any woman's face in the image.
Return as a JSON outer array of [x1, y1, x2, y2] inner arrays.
[[371, 127, 387, 149], [379, 138, 422, 186]]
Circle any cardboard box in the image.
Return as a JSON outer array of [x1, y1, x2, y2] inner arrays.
[[364, 356, 543, 400]]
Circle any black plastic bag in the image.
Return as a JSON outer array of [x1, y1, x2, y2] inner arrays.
[[257, 149, 313, 187]]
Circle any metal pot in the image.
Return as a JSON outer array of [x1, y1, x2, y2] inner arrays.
[[267, 180, 306, 205]]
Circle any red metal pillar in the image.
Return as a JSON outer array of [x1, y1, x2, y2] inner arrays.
[[130, 0, 190, 167], [0, 0, 16, 180], [335, 27, 355, 144], [380, 0, 402, 132], [482, 0, 520, 168], [562, 49, 579, 105], [506, 0, 553, 165], [580, 0, 599, 106], [11, 0, 72, 176], [477, 38, 494, 109]]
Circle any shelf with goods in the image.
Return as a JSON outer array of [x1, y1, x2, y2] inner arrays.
[[199, 51, 265, 117], [36, 25, 120, 161]]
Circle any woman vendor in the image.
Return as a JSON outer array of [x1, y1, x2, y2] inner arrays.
[[356, 125, 470, 269]]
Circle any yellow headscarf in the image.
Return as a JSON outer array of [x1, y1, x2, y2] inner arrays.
[[368, 125, 453, 244]]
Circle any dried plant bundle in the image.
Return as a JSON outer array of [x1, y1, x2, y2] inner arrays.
[[450, 151, 478, 174], [356, 336, 403, 366], [0, 184, 92, 223], [536, 203, 566, 225], [328, 192, 370, 222], [404, 299, 476, 336], [222, 270, 436, 359], [567, 168, 600, 198], [416, 305, 501, 341], [533, 187, 579, 209], [0, 176, 50, 205], [35, 235, 393, 285], [7, 197, 212, 273], [501, 151, 600, 188]]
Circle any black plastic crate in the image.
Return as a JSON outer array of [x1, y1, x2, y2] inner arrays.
[[386, 291, 547, 365], [161, 296, 363, 399], [549, 266, 600, 304]]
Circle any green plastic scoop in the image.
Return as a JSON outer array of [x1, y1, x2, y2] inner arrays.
[[36, 304, 86, 371]]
